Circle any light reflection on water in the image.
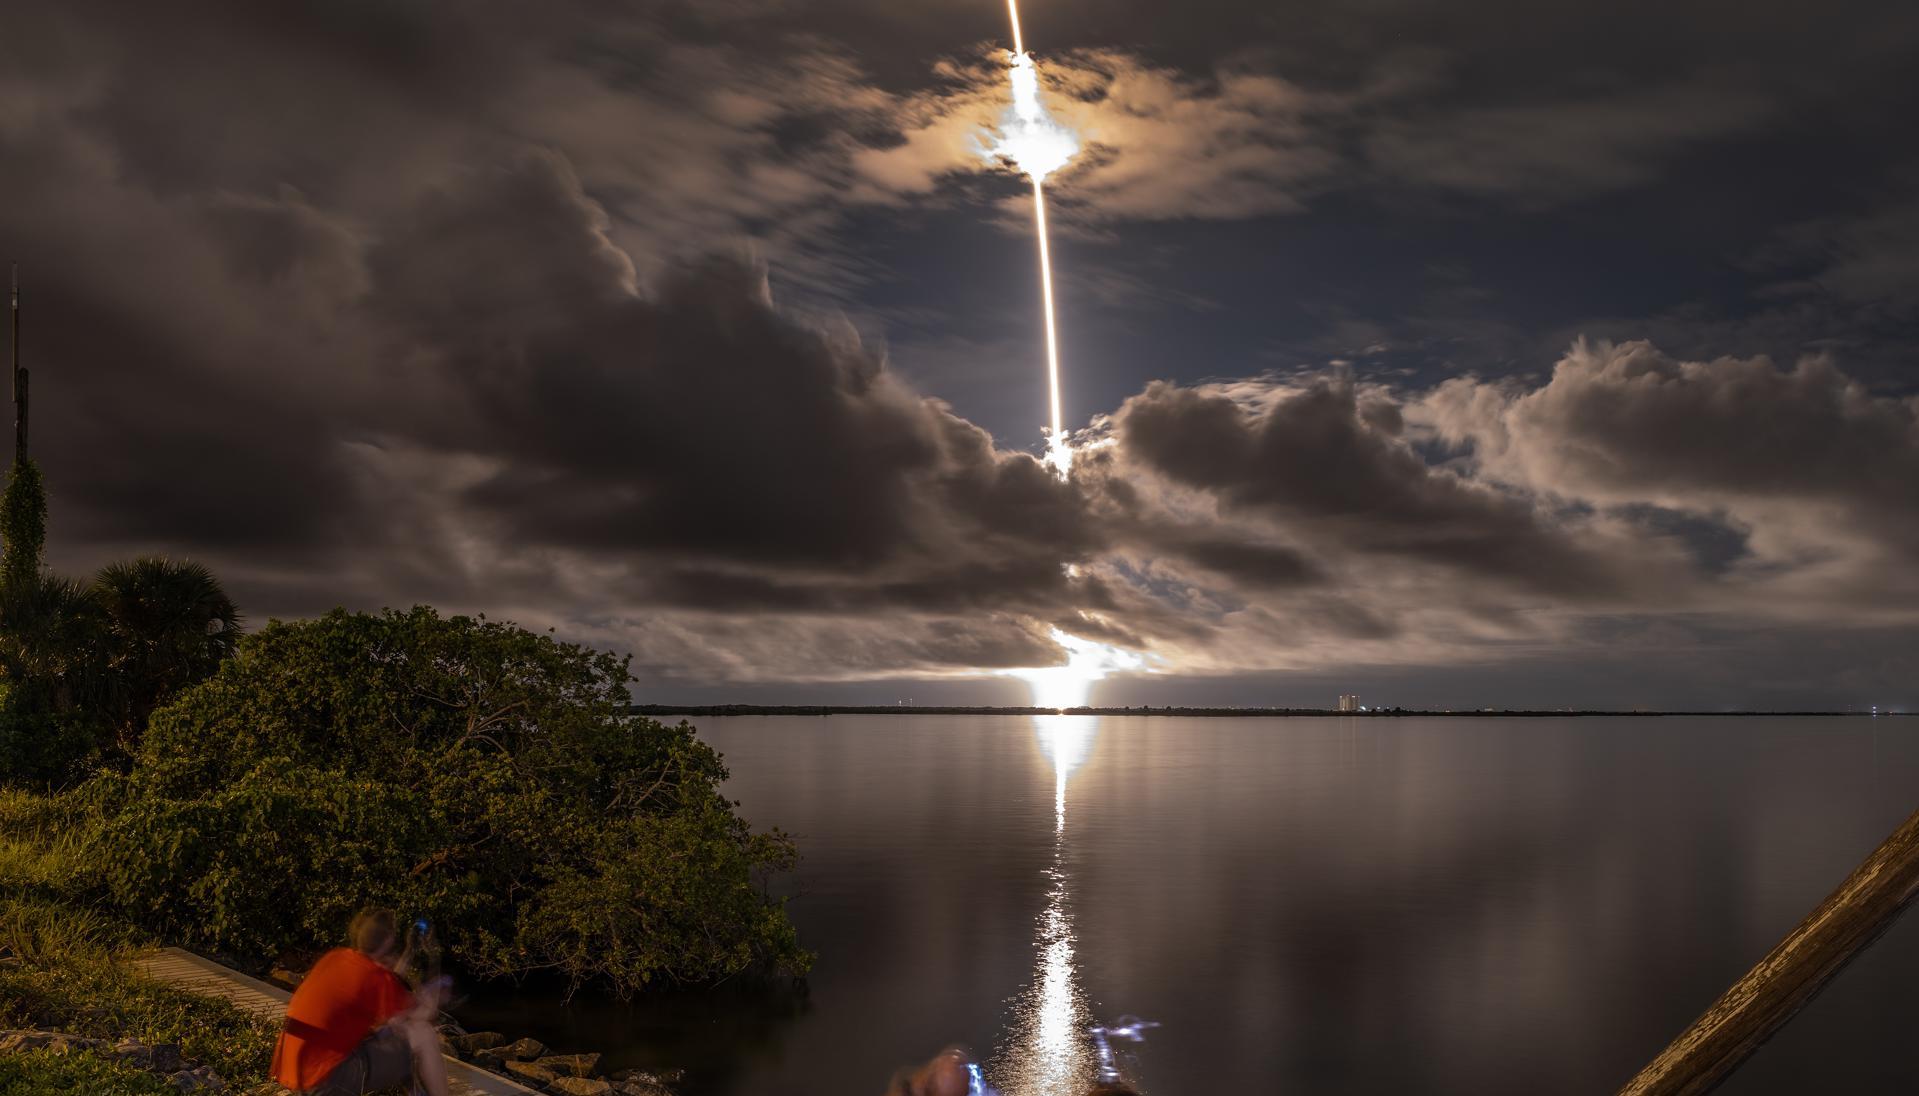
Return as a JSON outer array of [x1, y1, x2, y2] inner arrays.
[[467, 716, 1919, 1095], [997, 715, 1100, 1096]]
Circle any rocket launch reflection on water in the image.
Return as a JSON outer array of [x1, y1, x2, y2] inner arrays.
[[978, 24, 1155, 1085]]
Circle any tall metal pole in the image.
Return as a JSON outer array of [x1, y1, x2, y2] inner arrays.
[[10, 264, 24, 466]]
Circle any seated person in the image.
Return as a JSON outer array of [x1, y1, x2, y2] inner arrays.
[[271, 908, 451, 1096]]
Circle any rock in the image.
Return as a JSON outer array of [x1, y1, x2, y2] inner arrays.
[[534, 1052, 601, 1077], [0, 1030, 57, 1053], [449, 1031, 506, 1056], [609, 1067, 682, 1092], [471, 1049, 508, 1071], [502, 1037, 548, 1061], [149, 1043, 188, 1074], [267, 968, 304, 987], [169, 1068, 226, 1092], [504, 1059, 558, 1086], [546, 1079, 612, 1096]]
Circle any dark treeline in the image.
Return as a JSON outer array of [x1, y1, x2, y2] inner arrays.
[[635, 704, 1905, 718]]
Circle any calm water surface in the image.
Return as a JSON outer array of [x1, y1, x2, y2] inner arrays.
[[461, 715, 1919, 1095]]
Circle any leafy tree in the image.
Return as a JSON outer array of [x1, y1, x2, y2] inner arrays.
[[89, 607, 809, 996], [92, 558, 241, 754], [0, 460, 45, 592], [0, 575, 109, 785]]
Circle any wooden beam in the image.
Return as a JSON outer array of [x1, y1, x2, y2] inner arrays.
[[1618, 806, 1919, 1096]]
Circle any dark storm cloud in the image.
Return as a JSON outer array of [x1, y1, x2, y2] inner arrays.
[[1113, 374, 1653, 600], [361, 152, 1101, 591]]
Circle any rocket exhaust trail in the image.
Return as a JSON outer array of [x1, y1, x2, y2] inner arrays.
[[993, 0, 1077, 476], [1033, 178, 1067, 475]]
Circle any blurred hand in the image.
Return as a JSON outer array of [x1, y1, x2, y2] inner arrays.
[[414, 974, 453, 1014], [883, 1047, 971, 1096]]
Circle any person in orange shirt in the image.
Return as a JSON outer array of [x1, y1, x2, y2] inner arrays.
[[271, 908, 452, 1096]]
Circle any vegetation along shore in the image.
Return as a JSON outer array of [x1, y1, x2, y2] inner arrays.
[[0, 447, 808, 1092]]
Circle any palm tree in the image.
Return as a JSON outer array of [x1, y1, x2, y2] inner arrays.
[[91, 557, 241, 752], [0, 572, 108, 712]]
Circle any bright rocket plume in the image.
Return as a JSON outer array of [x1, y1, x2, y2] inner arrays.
[[988, 0, 1080, 477]]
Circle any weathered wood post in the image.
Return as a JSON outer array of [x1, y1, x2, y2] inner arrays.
[[1617, 805, 1919, 1096]]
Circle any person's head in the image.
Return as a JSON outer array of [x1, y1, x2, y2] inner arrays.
[[348, 907, 402, 963]]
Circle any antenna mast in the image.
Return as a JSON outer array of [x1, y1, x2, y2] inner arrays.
[[10, 265, 24, 467]]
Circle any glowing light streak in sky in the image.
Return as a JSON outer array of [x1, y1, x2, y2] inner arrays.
[[987, 0, 1080, 477]]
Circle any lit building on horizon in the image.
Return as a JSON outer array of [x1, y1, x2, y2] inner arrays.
[[1338, 694, 1360, 712]]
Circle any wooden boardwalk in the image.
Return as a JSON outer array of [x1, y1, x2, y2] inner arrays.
[[133, 948, 539, 1096]]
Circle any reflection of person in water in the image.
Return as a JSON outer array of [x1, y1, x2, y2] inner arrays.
[[883, 1049, 1139, 1096]]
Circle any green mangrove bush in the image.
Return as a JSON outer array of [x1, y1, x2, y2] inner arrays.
[[89, 607, 808, 996]]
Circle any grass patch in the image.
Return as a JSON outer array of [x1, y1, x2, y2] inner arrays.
[[0, 790, 276, 1084], [0, 1046, 182, 1095], [0, 788, 95, 899], [0, 957, 277, 1082]]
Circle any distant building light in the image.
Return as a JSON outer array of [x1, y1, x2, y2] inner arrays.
[[1337, 694, 1360, 713]]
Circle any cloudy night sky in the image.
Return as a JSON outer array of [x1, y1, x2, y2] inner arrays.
[[3, 0, 1917, 709]]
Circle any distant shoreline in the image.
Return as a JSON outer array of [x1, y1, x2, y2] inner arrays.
[[633, 704, 1910, 718]]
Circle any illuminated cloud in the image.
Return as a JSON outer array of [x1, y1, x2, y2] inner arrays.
[[4, 0, 1916, 705]]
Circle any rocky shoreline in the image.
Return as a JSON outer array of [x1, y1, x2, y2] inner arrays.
[[437, 1028, 683, 1096]]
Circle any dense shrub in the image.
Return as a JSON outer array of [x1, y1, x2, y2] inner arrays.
[[90, 607, 809, 996], [0, 682, 101, 788]]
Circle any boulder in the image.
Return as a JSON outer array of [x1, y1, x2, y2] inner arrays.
[[615, 1082, 674, 1096], [149, 1043, 189, 1074], [534, 1052, 601, 1077], [449, 1031, 506, 1056], [471, 1049, 509, 1071], [502, 1037, 548, 1061], [504, 1059, 558, 1086], [0, 1030, 56, 1054], [546, 1080, 612, 1096], [267, 968, 304, 988]]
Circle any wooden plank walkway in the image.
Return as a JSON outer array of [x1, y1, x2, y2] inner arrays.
[[133, 948, 540, 1096]]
